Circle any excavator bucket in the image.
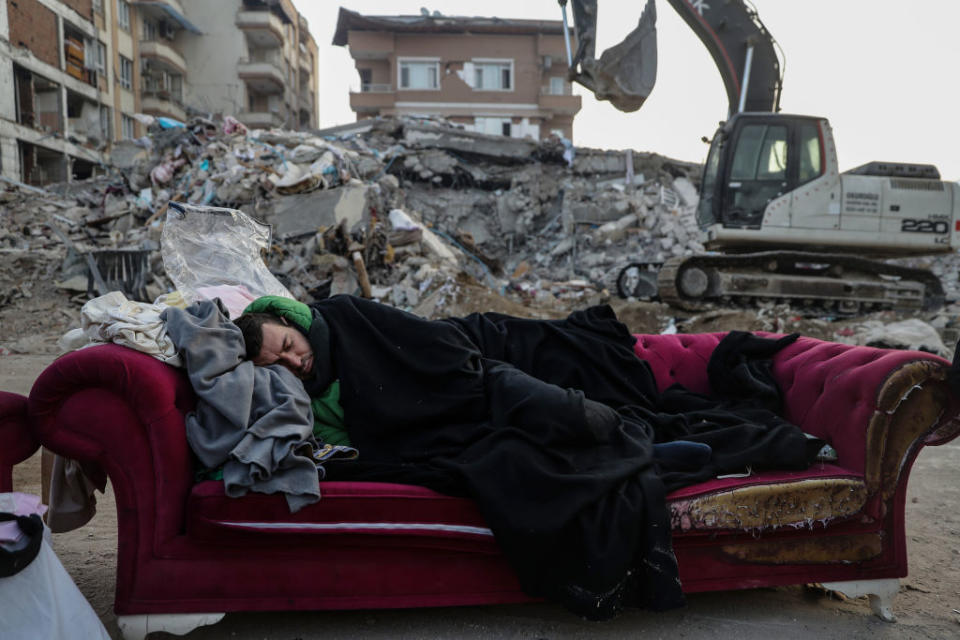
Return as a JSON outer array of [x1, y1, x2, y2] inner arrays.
[[573, 0, 657, 112]]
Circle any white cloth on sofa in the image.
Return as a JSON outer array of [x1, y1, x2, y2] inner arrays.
[[58, 291, 182, 367]]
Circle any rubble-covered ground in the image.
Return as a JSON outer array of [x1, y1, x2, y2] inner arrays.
[[2, 114, 959, 357]]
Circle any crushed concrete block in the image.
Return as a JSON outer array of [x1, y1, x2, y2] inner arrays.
[[403, 123, 537, 161], [271, 191, 339, 238], [420, 227, 459, 266], [551, 237, 575, 257], [673, 177, 699, 207]]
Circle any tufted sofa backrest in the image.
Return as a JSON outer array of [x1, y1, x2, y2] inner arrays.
[[632, 332, 724, 394], [632, 332, 949, 476]]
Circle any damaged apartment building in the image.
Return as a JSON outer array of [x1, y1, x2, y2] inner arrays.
[[0, 0, 319, 186], [333, 7, 581, 140]]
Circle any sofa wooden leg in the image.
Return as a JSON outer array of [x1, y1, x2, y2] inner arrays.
[[821, 578, 899, 622], [116, 612, 226, 640]]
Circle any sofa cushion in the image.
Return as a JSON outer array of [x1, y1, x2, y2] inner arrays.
[[666, 464, 866, 532], [188, 464, 867, 547], [188, 481, 500, 552]]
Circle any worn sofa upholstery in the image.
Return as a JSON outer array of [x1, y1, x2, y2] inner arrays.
[[5, 333, 958, 639], [0, 391, 35, 493]]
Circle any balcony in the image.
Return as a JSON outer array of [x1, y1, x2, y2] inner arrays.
[[139, 40, 187, 73], [141, 90, 186, 121], [130, 0, 202, 33], [236, 110, 285, 130], [347, 31, 394, 59], [299, 90, 314, 112], [135, 0, 186, 17], [238, 58, 284, 93], [236, 10, 285, 48], [350, 86, 394, 115], [539, 86, 581, 115]]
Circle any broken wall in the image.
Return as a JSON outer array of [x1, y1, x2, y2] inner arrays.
[[6, 0, 59, 67]]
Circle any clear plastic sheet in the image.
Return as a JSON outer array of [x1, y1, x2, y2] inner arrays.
[[160, 202, 292, 312]]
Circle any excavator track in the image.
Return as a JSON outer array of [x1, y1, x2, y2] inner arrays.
[[656, 251, 945, 315]]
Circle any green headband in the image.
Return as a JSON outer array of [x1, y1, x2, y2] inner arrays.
[[243, 295, 312, 333]]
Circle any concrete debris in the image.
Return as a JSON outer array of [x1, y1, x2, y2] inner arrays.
[[2, 114, 960, 354], [834, 318, 951, 358]]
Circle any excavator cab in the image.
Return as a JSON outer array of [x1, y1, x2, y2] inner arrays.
[[698, 113, 825, 234]]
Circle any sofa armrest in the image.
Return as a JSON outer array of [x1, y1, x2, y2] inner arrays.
[[0, 391, 38, 493], [28, 344, 196, 541], [771, 338, 957, 497]]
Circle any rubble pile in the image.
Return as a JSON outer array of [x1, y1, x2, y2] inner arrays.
[[1, 114, 958, 354], [0, 115, 705, 316]]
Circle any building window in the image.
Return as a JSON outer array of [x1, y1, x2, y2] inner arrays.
[[84, 40, 107, 77], [142, 19, 157, 41], [359, 68, 372, 91], [473, 60, 512, 91], [93, 0, 103, 14], [118, 55, 133, 90], [117, 0, 131, 32], [474, 117, 513, 137], [100, 106, 112, 139], [121, 114, 135, 139], [549, 76, 565, 95], [398, 59, 439, 90]]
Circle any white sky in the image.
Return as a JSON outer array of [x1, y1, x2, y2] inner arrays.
[[298, 1, 960, 181]]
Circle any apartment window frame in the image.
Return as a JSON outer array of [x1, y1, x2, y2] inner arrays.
[[142, 18, 157, 41], [117, 0, 131, 32], [118, 55, 133, 90], [93, 0, 103, 15], [398, 57, 440, 91], [472, 58, 513, 92], [474, 116, 514, 138], [99, 105, 112, 140], [358, 68, 372, 87], [85, 40, 107, 76], [549, 76, 565, 95], [121, 113, 135, 140]]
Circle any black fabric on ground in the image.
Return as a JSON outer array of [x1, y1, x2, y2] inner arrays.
[[302, 296, 818, 619]]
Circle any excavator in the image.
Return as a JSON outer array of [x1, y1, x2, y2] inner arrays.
[[559, 0, 958, 313]]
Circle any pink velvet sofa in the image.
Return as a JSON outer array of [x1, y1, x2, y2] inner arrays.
[[3, 333, 959, 639]]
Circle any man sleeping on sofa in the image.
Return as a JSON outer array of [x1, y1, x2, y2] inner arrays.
[[168, 293, 822, 621]]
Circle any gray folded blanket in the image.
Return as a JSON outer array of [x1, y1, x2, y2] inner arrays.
[[162, 299, 320, 512]]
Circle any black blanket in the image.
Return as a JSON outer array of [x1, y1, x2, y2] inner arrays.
[[303, 296, 819, 618]]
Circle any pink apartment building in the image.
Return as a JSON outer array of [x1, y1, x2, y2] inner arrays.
[[333, 7, 581, 140]]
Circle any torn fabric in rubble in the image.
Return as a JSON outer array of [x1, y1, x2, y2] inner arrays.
[[162, 299, 320, 512]]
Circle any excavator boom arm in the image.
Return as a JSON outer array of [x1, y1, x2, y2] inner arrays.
[[564, 0, 782, 114], [665, 0, 781, 114]]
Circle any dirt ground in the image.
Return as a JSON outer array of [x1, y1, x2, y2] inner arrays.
[[2, 294, 959, 639]]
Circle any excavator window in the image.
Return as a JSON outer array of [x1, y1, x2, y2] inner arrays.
[[697, 133, 723, 227], [798, 122, 823, 184], [730, 124, 788, 181], [723, 123, 789, 227]]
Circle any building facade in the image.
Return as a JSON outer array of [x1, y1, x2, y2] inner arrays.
[[0, 0, 318, 186], [333, 8, 581, 141], [181, 0, 318, 132]]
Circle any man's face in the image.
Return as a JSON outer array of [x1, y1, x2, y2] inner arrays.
[[253, 320, 314, 379]]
